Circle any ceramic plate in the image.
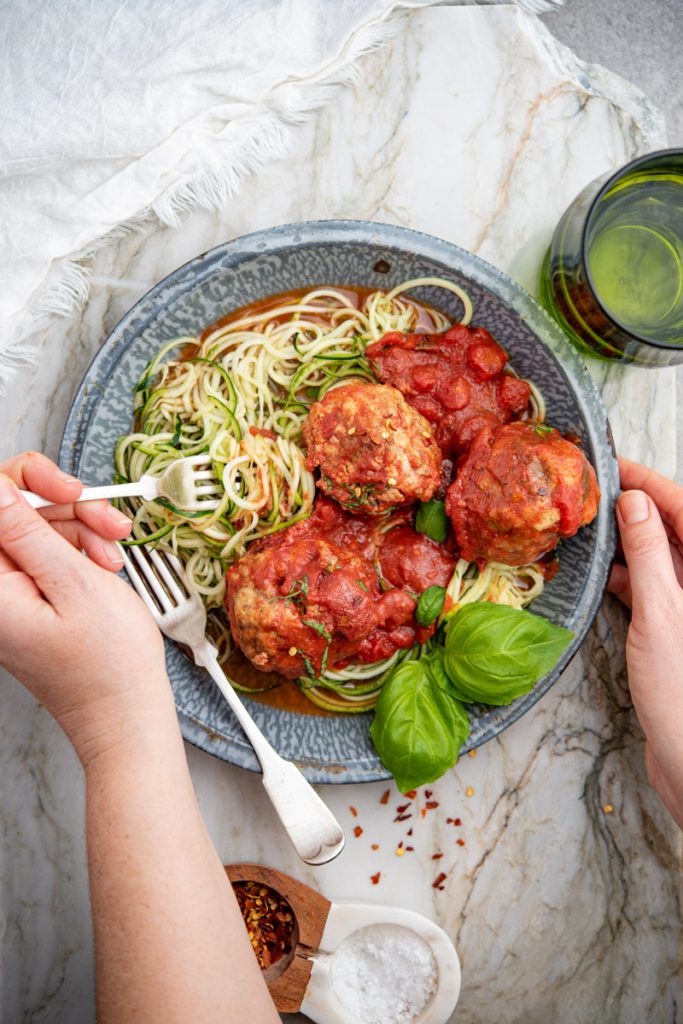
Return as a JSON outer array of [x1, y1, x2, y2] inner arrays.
[[60, 221, 619, 783]]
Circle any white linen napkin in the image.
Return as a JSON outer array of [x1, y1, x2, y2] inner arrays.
[[0, 0, 565, 390]]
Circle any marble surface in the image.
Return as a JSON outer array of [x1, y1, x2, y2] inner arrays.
[[1, 6, 680, 1023]]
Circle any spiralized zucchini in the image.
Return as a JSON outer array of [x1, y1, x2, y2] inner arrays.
[[446, 558, 546, 612], [115, 279, 547, 709]]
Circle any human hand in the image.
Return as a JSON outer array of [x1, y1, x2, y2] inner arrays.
[[1, 451, 132, 569], [0, 458, 173, 768], [607, 457, 683, 827]]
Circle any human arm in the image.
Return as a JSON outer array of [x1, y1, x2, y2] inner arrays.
[[0, 461, 278, 1024], [607, 457, 683, 827]]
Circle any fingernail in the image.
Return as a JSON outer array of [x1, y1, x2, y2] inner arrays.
[[619, 490, 650, 525], [103, 543, 124, 567], [106, 505, 131, 527], [0, 475, 18, 508], [56, 469, 79, 484]]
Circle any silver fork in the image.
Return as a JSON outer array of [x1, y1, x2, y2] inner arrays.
[[21, 456, 221, 512], [119, 541, 345, 866]]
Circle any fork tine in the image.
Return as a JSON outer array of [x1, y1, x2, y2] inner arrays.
[[162, 549, 187, 577], [192, 470, 216, 481], [119, 545, 166, 617], [125, 544, 174, 612], [184, 499, 220, 511], [147, 547, 187, 603]]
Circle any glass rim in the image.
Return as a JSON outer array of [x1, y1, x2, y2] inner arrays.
[[580, 147, 683, 351]]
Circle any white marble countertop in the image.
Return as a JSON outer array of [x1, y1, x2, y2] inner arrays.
[[1, 7, 680, 1023]]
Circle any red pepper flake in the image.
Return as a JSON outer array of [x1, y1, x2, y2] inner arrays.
[[371, 843, 380, 851], [349, 806, 358, 818], [353, 826, 363, 838], [432, 872, 448, 889], [405, 846, 414, 852], [394, 813, 412, 822], [420, 808, 427, 818], [425, 800, 439, 810], [404, 789, 418, 799], [371, 872, 381, 885], [454, 817, 462, 827], [407, 828, 413, 837], [438, 885, 446, 892], [425, 790, 433, 799], [232, 880, 296, 970], [446, 818, 453, 824], [432, 853, 444, 860], [456, 838, 465, 847], [379, 790, 390, 805], [396, 803, 411, 814]]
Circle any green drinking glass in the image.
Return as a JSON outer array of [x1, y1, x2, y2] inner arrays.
[[540, 148, 683, 367]]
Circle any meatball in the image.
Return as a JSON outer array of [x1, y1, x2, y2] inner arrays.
[[302, 382, 441, 514], [366, 324, 532, 455], [226, 499, 412, 677], [445, 422, 600, 566], [225, 497, 454, 678], [379, 526, 456, 594]]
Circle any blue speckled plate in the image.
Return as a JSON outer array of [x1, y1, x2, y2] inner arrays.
[[60, 221, 619, 783]]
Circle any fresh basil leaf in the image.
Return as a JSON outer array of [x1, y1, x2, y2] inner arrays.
[[416, 585, 446, 627], [415, 500, 449, 543], [370, 651, 470, 792], [419, 645, 453, 694], [443, 602, 573, 705]]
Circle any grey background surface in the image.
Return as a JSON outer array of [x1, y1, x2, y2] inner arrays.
[[541, 0, 683, 480], [543, 0, 682, 145]]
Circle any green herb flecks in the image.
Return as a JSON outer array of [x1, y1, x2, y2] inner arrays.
[[531, 423, 555, 438], [320, 474, 388, 512], [302, 655, 316, 680], [303, 619, 332, 641], [302, 620, 334, 678], [270, 574, 309, 609]]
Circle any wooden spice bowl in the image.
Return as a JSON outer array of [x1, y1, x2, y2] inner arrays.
[[225, 863, 462, 1024], [225, 862, 332, 1013]]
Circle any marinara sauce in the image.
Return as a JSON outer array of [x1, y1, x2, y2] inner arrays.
[[366, 323, 531, 454]]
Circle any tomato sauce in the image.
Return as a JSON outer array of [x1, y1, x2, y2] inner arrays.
[[366, 324, 531, 454]]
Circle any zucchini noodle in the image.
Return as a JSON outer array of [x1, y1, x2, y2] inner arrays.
[[115, 277, 547, 708], [445, 558, 546, 613]]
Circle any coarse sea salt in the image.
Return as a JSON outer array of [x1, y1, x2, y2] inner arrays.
[[329, 923, 438, 1024]]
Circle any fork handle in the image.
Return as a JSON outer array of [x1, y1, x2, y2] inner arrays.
[[21, 481, 150, 509], [195, 643, 345, 866]]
